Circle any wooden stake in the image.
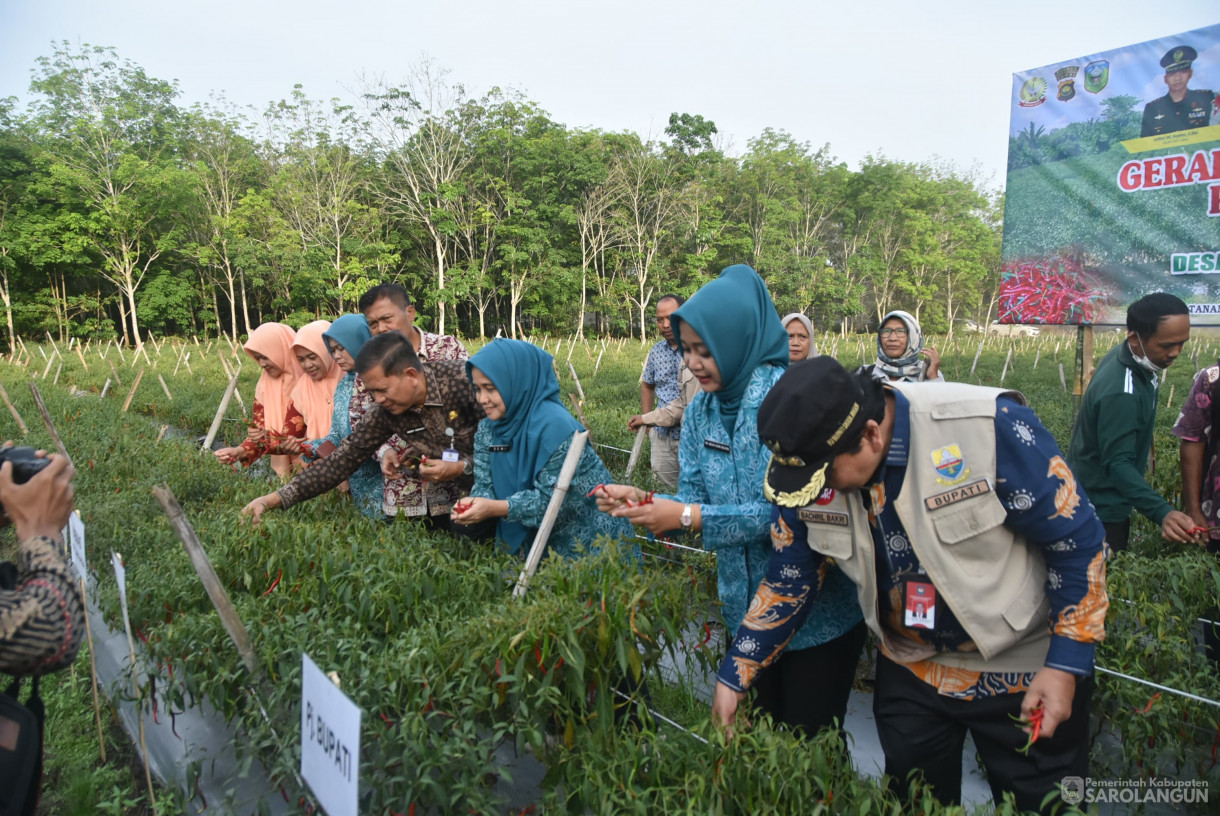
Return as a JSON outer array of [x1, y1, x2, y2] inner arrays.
[[122, 369, 145, 413], [594, 348, 604, 376], [203, 373, 240, 450], [156, 424, 169, 442], [41, 351, 56, 380], [45, 331, 60, 356], [27, 383, 72, 465], [100, 378, 112, 399], [1033, 348, 1041, 371], [107, 359, 123, 387], [111, 552, 157, 811], [569, 393, 592, 441], [624, 426, 648, 479], [1000, 348, 1012, 383], [1059, 363, 1067, 393], [152, 486, 259, 675], [513, 431, 588, 598], [52, 361, 62, 385], [0, 380, 28, 434], [568, 361, 586, 403], [969, 340, 984, 375], [75, 345, 89, 371], [157, 374, 173, 401]]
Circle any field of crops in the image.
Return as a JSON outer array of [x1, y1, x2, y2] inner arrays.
[[3, 328, 1219, 815]]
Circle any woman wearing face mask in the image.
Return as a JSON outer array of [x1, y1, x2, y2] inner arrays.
[[593, 265, 865, 739], [781, 313, 819, 363], [861, 310, 943, 383], [451, 339, 633, 559], [301, 314, 385, 518], [214, 322, 305, 478]]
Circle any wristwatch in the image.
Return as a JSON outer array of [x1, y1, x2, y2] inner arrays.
[[680, 503, 694, 530]]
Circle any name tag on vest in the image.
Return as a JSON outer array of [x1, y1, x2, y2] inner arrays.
[[703, 439, 731, 453], [798, 509, 849, 527], [488, 444, 512, 453], [923, 478, 991, 511]]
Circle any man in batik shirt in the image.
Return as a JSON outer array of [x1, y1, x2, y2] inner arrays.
[[358, 283, 469, 520]]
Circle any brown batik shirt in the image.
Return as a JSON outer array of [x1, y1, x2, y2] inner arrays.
[[277, 360, 483, 516]]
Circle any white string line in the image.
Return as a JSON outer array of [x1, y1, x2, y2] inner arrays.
[[1095, 666, 1220, 708], [612, 688, 709, 745]]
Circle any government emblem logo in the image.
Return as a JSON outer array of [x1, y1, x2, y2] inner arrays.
[[1084, 60, 1108, 94], [1019, 76, 1047, 108], [931, 444, 970, 485]]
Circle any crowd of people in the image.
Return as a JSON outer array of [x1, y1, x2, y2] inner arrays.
[[5, 264, 1216, 812]]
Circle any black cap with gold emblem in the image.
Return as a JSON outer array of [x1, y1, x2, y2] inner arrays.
[[1161, 45, 1197, 74], [757, 358, 879, 507]]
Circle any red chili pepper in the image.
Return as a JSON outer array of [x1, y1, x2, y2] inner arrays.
[[1135, 692, 1162, 714], [1012, 705, 1044, 755], [380, 712, 395, 727], [261, 569, 282, 596], [697, 622, 713, 649], [585, 483, 606, 498]]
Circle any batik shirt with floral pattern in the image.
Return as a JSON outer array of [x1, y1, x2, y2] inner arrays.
[[718, 393, 1108, 699], [664, 364, 861, 650], [278, 360, 482, 516], [238, 399, 306, 461], [470, 422, 634, 559], [1172, 363, 1220, 540], [374, 330, 470, 516]]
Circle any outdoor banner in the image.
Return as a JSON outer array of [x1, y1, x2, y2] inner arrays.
[[1002, 23, 1220, 325]]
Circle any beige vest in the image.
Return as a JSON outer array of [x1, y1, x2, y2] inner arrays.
[[802, 382, 1051, 673]]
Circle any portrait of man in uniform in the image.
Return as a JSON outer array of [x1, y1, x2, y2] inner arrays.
[[1141, 45, 1215, 137]]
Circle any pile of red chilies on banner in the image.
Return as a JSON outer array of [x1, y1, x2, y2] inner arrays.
[[998, 257, 1106, 324]]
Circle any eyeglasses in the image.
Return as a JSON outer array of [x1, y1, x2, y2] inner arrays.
[[880, 328, 908, 337]]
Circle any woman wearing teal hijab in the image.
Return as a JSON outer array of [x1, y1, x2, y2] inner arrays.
[[595, 265, 865, 739], [451, 338, 632, 559], [301, 314, 384, 518]]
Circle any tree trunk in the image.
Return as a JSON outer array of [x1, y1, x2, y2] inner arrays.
[[435, 235, 447, 336], [240, 272, 252, 338]]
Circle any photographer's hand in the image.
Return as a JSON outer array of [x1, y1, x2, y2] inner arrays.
[[0, 453, 75, 541]]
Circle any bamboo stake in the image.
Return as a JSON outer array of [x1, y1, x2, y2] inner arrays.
[[568, 361, 586, 403], [114, 345, 126, 364], [1059, 363, 1067, 392], [41, 350, 56, 380], [233, 387, 247, 415], [594, 348, 604, 376], [513, 431, 589, 598], [0, 380, 28, 434], [80, 576, 107, 762], [1033, 348, 1040, 371], [1167, 383, 1176, 411], [157, 374, 173, 401], [45, 331, 59, 356], [624, 426, 648, 479], [122, 369, 145, 413], [1000, 348, 1012, 384], [37, 344, 46, 361], [156, 424, 169, 442], [28, 383, 72, 465], [74, 345, 89, 371], [203, 373, 240, 450], [52, 361, 62, 385], [569, 393, 592, 440], [969, 340, 984, 375], [100, 378, 112, 399], [107, 359, 123, 387], [153, 486, 259, 674]]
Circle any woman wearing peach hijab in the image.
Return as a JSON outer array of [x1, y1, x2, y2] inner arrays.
[[289, 320, 344, 439], [214, 322, 305, 479]]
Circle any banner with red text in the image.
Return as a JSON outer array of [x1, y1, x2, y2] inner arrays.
[[1002, 23, 1220, 324]]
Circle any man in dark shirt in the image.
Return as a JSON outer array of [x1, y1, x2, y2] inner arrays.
[[241, 331, 486, 533], [1141, 45, 1215, 137]]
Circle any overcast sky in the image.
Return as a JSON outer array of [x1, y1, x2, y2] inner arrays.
[[2, 0, 1217, 190]]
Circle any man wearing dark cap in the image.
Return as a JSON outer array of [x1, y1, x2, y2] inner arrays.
[[1141, 45, 1215, 137], [711, 358, 1107, 813]]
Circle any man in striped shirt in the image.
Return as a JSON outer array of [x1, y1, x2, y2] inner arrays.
[[1067, 293, 1196, 550]]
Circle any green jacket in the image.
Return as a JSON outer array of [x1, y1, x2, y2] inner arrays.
[[1067, 341, 1171, 525]]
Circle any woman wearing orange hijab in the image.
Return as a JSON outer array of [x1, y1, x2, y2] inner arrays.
[[288, 320, 344, 439], [214, 322, 305, 479]]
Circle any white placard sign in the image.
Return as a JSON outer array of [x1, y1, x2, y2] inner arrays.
[[300, 652, 360, 816], [67, 511, 86, 580]]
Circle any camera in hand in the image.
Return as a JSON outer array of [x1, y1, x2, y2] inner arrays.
[[0, 448, 50, 485]]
